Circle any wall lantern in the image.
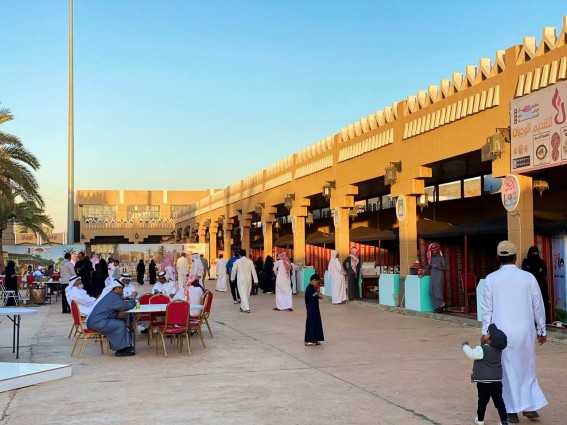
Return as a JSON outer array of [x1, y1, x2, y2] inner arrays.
[[306, 212, 314, 225], [488, 127, 511, 160], [183, 227, 190, 236], [349, 208, 358, 218], [80, 233, 85, 240], [533, 179, 549, 197], [284, 194, 295, 209], [385, 161, 402, 185], [255, 203, 265, 215], [273, 220, 282, 231], [417, 194, 429, 211], [322, 181, 336, 200], [134, 233, 139, 239]]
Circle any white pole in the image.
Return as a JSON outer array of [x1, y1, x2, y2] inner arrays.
[[67, 0, 75, 244]]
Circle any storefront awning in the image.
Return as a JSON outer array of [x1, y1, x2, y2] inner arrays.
[[305, 231, 335, 245], [274, 234, 293, 247], [349, 226, 396, 242]]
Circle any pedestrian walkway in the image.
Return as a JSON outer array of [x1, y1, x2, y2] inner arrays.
[[0, 285, 565, 424]]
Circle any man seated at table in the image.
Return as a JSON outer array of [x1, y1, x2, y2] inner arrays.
[[86, 280, 138, 357], [120, 273, 137, 299], [65, 275, 96, 317], [33, 266, 46, 280], [188, 276, 205, 317], [153, 271, 177, 297]]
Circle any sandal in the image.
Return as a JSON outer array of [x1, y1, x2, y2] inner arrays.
[[273, 307, 281, 311], [314, 342, 321, 345], [304, 342, 316, 346]]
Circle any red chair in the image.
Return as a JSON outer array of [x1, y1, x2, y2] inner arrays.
[[461, 273, 477, 314], [148, 294, 170, 345], [202, 290, 213, 338], [189, 293, 208, 349], [70, 301, 110, 359], [155, 300, 190, 358], [134, 293, 154, 341]]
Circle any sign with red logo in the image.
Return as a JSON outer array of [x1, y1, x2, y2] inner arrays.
[[511, 80, 567, 172], [501, 175, 521, 212]]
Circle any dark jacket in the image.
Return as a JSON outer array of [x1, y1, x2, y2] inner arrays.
[[471, 345, 503, 383]]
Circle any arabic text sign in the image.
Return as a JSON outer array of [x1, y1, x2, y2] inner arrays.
[[511, 80, 567, 173]]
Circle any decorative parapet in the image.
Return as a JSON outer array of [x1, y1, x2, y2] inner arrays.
[[242, 170, 264, 188], [296, 136, 334, 163], [242, 184, 264, 199], [265, 172, 292, 190], [210, 189, 226, 203], [403, 86, 500, 139], [516, 56, 567, 97], [295, 155, 333, 178], [340, 103, 397, 144], [265, 156, 293, 177], [210, 200, 224, 211], [338, 128, 393, 162]]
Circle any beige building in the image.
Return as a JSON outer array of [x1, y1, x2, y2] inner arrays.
[[175, 17, 567, 316], [76, 189, 213, 245]]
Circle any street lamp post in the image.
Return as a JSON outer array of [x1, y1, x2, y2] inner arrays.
[[67, 0, 75, 244]]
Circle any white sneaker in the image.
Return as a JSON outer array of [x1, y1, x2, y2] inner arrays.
[[474, 418, 484, 425]]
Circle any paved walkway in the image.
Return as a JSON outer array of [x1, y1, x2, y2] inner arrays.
[[0, 285, 565, 425]]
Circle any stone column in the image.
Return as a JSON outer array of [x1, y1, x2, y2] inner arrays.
[[507, 174, 534, 264], [241, 223, 251, 255], [291, 216, 306, 264], [209, 227, 218, 260], [261, 207, 277, 259], [333, 208, 351, 260], [398, 195, 417, 278], [223, 224, 233, 260], [198, 225, 207, 248]]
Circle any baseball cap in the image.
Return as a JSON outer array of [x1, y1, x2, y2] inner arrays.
[[497, 240, 517, 256]]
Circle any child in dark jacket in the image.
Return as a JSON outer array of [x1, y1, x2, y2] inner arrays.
[[462, 323, 508, 425]]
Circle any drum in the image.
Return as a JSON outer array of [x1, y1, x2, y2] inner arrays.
[[29, 286, 46, 305]]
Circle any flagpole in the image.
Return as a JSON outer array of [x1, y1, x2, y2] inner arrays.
[[67, 0, 75, 244]]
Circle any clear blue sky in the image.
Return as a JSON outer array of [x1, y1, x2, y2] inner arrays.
[[1, 1, 566, 232]]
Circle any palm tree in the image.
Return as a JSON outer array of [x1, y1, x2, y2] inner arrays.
[[0, 196, 53, 268], [0, 108, 44, 207], [0, 106, 52, 268]]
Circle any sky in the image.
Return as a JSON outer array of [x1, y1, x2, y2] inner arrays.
[[1, 1, 567, 232]]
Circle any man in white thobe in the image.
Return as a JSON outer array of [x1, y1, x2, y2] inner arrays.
[[176, 252, 189, 291], [230, 249, 258, 313], [65, 275, 96, 317], [153, 271, 177, 297], [120, 273, 137, 299], [215, 254, 227, 292], [481, 240, 548, 423], [328, 250, 347, 304]]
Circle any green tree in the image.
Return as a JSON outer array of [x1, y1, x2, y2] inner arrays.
[[0, 106, 52, 268], [0, 196, 53, 268], [0, 108, 44, 206]]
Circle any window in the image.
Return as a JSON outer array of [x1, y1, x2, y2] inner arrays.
[[126, 205, 161, 220], [438, 181, 461, 201], [81, 205, 117, 221], [381, 195, 394, 209], [463, 177, 482, 198], [170, 205, 190, 219], [367, 197, 380, 211]]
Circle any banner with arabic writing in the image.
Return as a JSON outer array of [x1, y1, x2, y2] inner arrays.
[[510, 79, 567, 173]]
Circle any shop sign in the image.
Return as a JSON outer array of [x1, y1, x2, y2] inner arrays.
[[501, 174, 521, 211], [511, 79, 567, 172], [15, 233, 36, 245], [395, 195, 407, 222]]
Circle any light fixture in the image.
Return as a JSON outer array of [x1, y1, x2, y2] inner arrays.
[[488, 134, 506, 159], [236, 209, 243, 215], [306, 212, 314, 225], [255, 203, 265, 215], [183, 227, 190, 236], [349, 208, 358, 218], [232, 227, 239, 236], [134, 233, 139, 239], [284, 194, 295, 209], [322, 181, 336, 200], [533, 179, 549, 197], [80, 233, 85, 240], [417, 194, 429, 211], [385, 161, 402, 185], [273, 220, 281, 231]]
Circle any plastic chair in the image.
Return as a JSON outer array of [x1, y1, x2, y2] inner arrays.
[[155, 300, 190, 358], [461, 273, 477, 314], [70, 301, 110, 359], [1, 279, 19, 306], [148, 294, 170, 346]]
